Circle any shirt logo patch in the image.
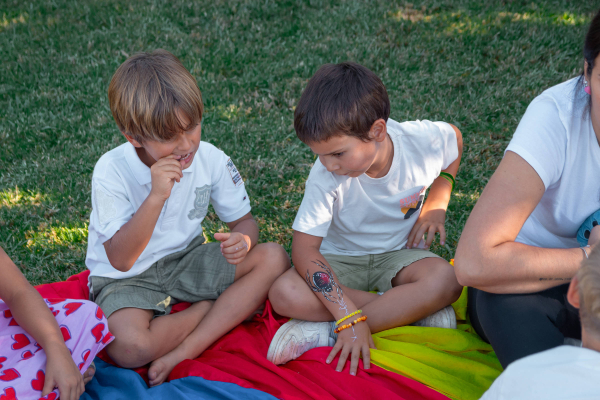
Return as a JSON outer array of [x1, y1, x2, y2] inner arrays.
[[96, 188, 117, 225], [400, 186, 426, 220], [226, 158, 243, 187], [188, 185, 211, 220]]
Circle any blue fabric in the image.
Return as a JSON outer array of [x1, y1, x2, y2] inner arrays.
[[80, 358, 277, 400]]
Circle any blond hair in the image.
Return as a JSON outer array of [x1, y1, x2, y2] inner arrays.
[[108, 49, 203, 143], [577, 246, 600, 337]]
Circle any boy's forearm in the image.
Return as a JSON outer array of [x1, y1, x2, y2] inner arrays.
[[423, 124, 463, 212], [104, 194, 165, 272], [230, 217, 259, 250], [292, 245, 358, 321]]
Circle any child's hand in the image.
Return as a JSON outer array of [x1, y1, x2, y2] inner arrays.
[[406, 209, 446, 249], [44, 343, 85, 400], [214, 232, 250, 265], [326, 319, 376, 375], [149, 155, 183, 201], [589, 225, 600, 248]]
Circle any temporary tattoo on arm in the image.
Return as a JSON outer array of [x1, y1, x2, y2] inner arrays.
[[539, 277, 572, 281], [306, 260, 357, 341]]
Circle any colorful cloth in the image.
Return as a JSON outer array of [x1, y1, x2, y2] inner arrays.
[[36, 271, 450, 400], [0, 299, 113, 400], [371, 287, 503, 400], [81, 358, 277, 400]]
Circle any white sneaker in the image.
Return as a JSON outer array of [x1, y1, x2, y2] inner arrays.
[[411, 305, 457, 329], [267, 319, 335, 365]]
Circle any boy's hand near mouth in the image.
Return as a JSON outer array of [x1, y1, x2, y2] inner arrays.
[[149, 155, 184, 201]]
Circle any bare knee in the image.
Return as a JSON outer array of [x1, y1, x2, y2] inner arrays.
[[268, 270, 305, 316], [106, 332, 154, 368], [429, 259, 463, 304], [252, 242, 291, 276]]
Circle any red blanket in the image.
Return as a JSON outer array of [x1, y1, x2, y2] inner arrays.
[[36, 271, 449, 400]]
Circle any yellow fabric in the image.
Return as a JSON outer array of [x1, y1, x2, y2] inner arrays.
[[370, 286, 503, 400]]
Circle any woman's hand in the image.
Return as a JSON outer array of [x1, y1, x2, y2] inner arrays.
[[326, 319, 376, 375], [43, 342, 85, 400], [407, 209, 446, 249], [589, 225, 600, 248]]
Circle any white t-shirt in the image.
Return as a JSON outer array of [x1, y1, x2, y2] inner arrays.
[[481, 345, 600, 400], [86, 141, 251, 279], [293, 118, 458, 256], [506, 78, 600, 248]]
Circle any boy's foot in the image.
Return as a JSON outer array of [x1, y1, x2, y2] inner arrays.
[[267, 319, 335, 365], [411, 305, 457, 329], [148, 351, 182, 386]]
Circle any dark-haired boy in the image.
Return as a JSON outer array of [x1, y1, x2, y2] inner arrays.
[[267, 62, 464, 374], [86, 49, 290, 386]]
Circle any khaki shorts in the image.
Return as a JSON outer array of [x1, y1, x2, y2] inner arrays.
[[323, 248, 441, 292], [90, 235, 235, 318]]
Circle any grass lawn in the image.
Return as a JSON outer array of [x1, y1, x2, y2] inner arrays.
[[0, 0, 596, 285]]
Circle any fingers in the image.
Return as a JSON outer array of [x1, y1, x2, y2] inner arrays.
[[362, 343, 371, 370], [349, 346, 360, 376], [336, 345, 351, 372], [412, 223, 428, 249], [369, 335, 377, 349], [406, 225, 418, 249], [326, 341, 342, 364], [42, 376, 55, 397], [425, 225, 437, 248], [213, 232, 230, 242], [221, 243, 247, 256], [439, 225, 446, 246]]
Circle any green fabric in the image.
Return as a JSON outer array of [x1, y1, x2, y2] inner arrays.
[[370, 287, 503, 400]]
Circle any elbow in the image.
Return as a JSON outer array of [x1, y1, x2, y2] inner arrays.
[[453, 247, 487, 288], [106, 256, 133, 273]]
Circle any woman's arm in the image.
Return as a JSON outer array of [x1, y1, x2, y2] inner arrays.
[[454, 151, 585, 293], [0, 248, 85, 399]]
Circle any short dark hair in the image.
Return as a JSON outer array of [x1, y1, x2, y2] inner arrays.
[[294, 62, 390, 143]]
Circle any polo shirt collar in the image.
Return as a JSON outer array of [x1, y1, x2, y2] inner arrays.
[[125, 143, 196, 186]]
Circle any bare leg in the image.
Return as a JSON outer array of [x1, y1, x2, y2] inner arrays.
[[269, 257, 462, 333], [147, 243, 290, 386], [106, 300, 213, 368]]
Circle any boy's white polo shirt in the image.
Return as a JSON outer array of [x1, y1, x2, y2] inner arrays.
[[86, 141, 251, 280], [293, 118, 458, 256]]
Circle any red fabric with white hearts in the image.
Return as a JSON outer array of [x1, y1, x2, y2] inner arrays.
[[0, 299, 113, 400]]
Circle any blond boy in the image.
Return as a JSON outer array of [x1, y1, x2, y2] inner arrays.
[[85, 50, 289, 386]]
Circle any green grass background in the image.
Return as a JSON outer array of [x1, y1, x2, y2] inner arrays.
[[0, 0, 596, 285]]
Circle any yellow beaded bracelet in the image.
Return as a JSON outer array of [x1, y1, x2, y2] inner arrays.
[[336, 310, 362, 326], [334, 315, 368, 334]]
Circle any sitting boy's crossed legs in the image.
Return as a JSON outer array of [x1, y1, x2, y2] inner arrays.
[[269, 250, 461, 334], [98, 238, 290, 386]]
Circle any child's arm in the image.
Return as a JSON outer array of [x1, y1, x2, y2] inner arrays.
[[214, 212, 259, 265], [407, 124, 463, 249], [103, 155, 183, 271], [292, 231, 375, 375], [0, 248, 85, 399]]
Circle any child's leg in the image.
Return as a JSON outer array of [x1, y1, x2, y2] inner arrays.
[[106, 300, 213, 368], [269, 267, 380, 320], [269, 257, 461, 333], [147, 242, 289, 386]]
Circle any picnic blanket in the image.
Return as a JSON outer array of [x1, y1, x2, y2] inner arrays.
[[36, 271, 501, 400]]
